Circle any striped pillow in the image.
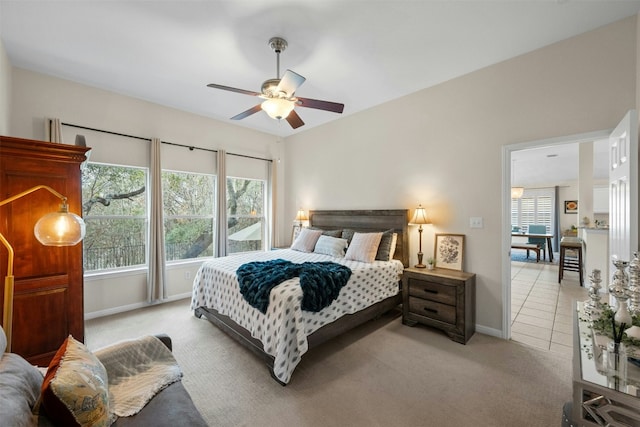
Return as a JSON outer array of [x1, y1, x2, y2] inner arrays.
[[314, 235, 348, 257], [345, 232, 383, 263], [290, 228, 323, 252]]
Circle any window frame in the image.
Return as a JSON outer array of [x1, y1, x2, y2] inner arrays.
[[226, 175, 267, 254], [161, 168, 217, 264], [82, 161, 149, 274]]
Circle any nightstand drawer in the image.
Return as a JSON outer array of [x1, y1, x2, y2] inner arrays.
[[408, 296, 456, 325], [407, 278, 456, 306]]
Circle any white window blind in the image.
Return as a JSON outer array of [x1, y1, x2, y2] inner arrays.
[[512, 188, 555, 233]]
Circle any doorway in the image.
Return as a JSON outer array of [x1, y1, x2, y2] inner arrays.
[[502, 129, 611, 351]]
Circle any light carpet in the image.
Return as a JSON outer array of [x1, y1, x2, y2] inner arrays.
[[85, 299, 572, 427]]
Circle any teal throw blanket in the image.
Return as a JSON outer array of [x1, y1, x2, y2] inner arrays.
[[236, 259, 352, 313]]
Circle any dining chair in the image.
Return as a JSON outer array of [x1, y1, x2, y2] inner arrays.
[[526, 224, 547, 261]]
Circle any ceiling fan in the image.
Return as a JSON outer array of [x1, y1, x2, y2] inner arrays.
[[207, 37, 344, 129]]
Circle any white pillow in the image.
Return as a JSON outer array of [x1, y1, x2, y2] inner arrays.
[[344, 232, 383, 263], [314, 235, 348, 258], [290, 228, 323, 252]]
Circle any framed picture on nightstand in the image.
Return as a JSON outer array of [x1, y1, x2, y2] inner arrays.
[[434, 233, 465, 271]]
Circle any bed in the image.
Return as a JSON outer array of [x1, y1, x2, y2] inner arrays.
[[191, 209, 409, 385]]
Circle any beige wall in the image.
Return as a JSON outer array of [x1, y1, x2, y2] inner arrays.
[[4, 15, 639, 332], [284, 16, 638, 334], [9, 68, 284, 318], [0, 39, 11, 134]]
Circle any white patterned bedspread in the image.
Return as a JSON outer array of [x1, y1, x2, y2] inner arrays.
[[190, 249, 403, 384]]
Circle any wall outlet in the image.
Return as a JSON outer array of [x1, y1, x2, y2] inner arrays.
[[470, 217, 483, 229]]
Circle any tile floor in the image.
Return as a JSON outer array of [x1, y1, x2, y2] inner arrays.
[[510, 258, 588, 357]]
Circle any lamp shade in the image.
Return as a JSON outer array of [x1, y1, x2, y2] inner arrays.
[[511, 187, 524, 199], [261, 98, 295, 120], [409, 205, 430, 225], [34, 205, 85, 246], [295, 209, 308, 222]]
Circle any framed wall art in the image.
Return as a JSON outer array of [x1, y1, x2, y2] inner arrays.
[[434, 233, 465, 271], [564, 200, 578, 214]]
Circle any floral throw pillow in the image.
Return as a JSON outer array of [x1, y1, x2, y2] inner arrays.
[[41, 335, 112, 427]]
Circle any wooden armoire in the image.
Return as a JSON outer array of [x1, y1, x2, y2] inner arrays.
[[0, 136, 89, 366]]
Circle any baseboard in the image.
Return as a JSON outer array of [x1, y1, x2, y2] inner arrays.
[[475, 324, 503, 339], [86, 296, 507, 340], [84, 293, 192, 320]]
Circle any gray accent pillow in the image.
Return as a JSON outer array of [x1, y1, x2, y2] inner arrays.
[[341, 229, 356, 244], [308, 227, 343, 238], [375, 229, 396, 261], [0, 353, 43, 427]]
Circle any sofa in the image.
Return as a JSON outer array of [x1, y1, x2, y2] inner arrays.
[[0, 325, 207, 426]]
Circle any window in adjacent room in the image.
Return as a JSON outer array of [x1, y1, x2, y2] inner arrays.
[[226, 177, 266, 254], [162, 170, 216, 261], [511, 188, 554, 233], [82, 162, 148, 271]]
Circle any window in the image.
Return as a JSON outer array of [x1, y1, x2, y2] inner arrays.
[[511, 188, 555, 233], [226, 177, 265, 254], [162, 170, 216, 261], [82, 163, 148, 271]]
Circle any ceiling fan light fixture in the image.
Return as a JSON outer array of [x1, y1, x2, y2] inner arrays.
[[261, 98, 295, 120], [207, 36, 343, 129]]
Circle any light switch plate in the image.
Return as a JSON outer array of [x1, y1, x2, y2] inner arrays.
[[470, 217, 483, 228]]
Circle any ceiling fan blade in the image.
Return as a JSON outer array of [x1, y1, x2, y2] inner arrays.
[[296, 97, 344, 114], [286, 109, 305, 129], [207, 83, 261, 97], [276, 70, 306, 97], [231, 105, 262, 120]]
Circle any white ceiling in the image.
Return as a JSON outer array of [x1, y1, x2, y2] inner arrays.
[[1, 1, 636, 185], [2, 1, 640, 139], [511, 140, 609, 188]]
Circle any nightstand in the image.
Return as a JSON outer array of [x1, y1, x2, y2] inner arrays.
[[402, 267, 476, 344]]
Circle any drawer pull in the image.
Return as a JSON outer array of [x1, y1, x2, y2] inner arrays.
[[423, 307, 438, 314], [423, 289, 438, 294]]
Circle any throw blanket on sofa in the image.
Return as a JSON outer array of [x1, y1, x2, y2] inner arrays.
[[95, 335, 182, 418], [236, 259, 352, 313]]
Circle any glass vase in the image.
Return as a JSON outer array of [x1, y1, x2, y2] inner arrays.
[[604, 341, 628, 391]]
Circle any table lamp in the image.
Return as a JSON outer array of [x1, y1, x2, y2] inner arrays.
[[295, 208, 308, 227], [1, 185, 85, 352], [409, 204, 430, 268]]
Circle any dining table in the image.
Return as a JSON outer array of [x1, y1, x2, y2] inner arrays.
[[511, 232, 555, 262]]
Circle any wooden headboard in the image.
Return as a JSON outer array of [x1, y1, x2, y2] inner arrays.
[[309, 209, 410, 267]]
